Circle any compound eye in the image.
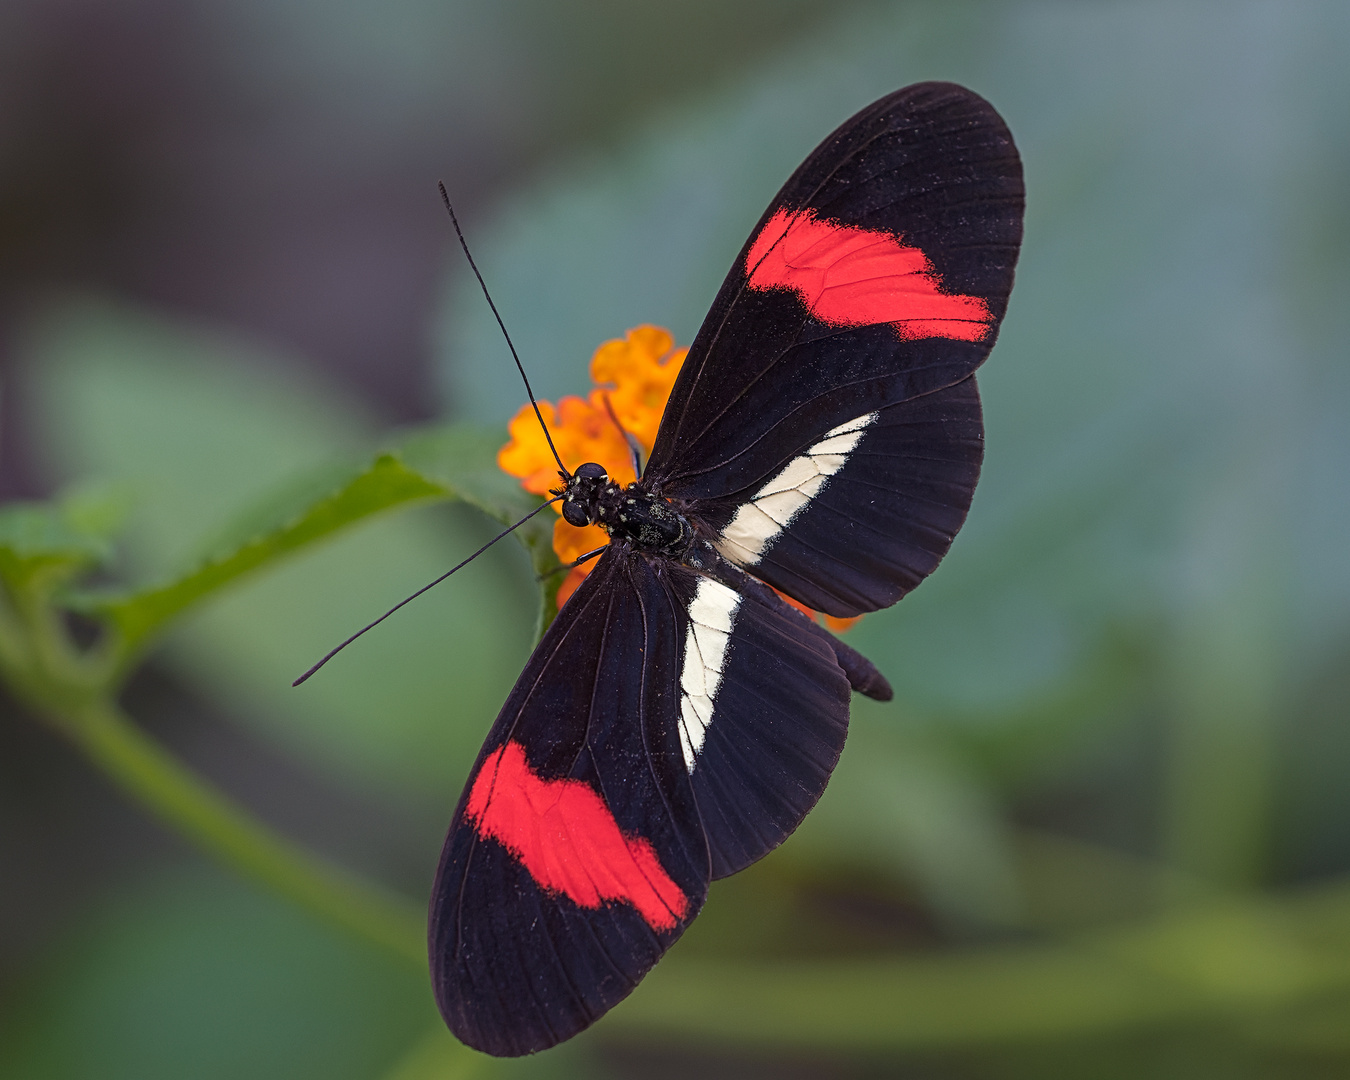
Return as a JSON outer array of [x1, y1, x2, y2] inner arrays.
[[574, 462, 607, 481], [561, 500, 591, 528]]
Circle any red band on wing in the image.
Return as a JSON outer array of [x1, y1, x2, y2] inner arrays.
[[466, 740, 689, 932], [746, 208, 993, 342]]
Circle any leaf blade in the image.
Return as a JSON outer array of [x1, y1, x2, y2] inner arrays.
[[88, 455, 442, 656], [82, 423, 563, 659]]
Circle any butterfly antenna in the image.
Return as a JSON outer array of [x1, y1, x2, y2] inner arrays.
[[438, 182, 568, 478], [293, 496, 561, 686], [540, 544, 607, 580]]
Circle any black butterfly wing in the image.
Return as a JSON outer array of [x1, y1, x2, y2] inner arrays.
[[675, 562, 858, 879], [713, 375, 985, 617], [432, 81, 1023, 1056], [430, 547, 865, 1052], [429, 549, 707, 1057], [645, 82, 1021, 614]]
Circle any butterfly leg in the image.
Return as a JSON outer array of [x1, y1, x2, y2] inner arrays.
[[538, 545, 608, 581]]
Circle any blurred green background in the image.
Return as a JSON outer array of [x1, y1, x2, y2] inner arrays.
[[2, 1, 1349, 1077]]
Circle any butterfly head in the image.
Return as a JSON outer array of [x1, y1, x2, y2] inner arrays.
[[559, 462, 610, 528]]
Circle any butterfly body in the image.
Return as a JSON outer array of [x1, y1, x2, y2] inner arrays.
[[558, 463, 697, 558], [432, 81, 1024, 1056]]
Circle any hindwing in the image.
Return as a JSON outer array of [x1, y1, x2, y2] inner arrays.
[[431, 550, 881, 1053]]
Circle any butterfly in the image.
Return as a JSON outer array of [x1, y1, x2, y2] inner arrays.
[[429, 81, 1024, 1056]]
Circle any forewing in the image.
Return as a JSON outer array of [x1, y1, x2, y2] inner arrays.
[[429, 549, 709, 1057], [645, 81, 1022, 504]]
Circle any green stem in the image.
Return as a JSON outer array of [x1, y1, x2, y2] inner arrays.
[[63, 696, 427, 968], [0, 536, 429, 973]]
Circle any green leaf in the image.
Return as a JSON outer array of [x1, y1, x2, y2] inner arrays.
[[0, 486, 124, 595], [0, 504, 106, 591], [396, 425, 536, 523], [398, 424, 563, 639], [84, 454, 445, 659], [22, 299, 380, 582], [60, 417, 566, 666], [22, 301, 537, 795]]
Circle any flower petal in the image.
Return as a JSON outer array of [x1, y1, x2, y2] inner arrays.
[[556, 566, 589, 608], [553, 517, 608, 566], [590, 326, 685, 451], [498, 399, 563, 496]]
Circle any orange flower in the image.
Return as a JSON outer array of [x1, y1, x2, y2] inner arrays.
[[589, 324, 686, 451], [498, 323, 861, 632], [499, 326, 685, 605], [497, 394, 636, 496], [772, 587, 862, 635]]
